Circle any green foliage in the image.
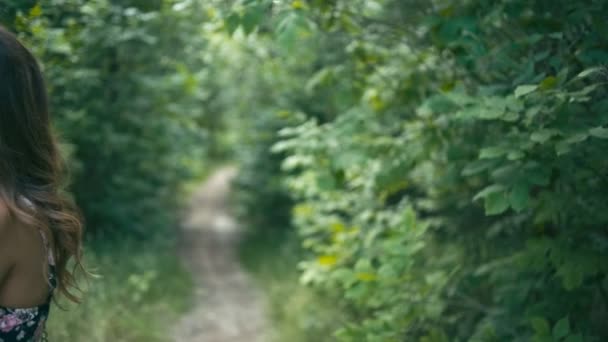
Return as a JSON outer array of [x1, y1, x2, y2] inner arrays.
[[240, 231, 341, 342], [11, 0, 212, 236], [7, 0, 608, 340], [220, 0, 608, 340], [47, 238, 193, 341], [4, 2, 208, 339]]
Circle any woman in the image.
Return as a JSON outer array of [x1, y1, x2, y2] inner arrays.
[[0, 26, 85, 341]]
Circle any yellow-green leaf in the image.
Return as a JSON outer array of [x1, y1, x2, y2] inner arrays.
[[356, 272, 377, 282], [318, 255, 338, 266], [539, 76, 557, 90]]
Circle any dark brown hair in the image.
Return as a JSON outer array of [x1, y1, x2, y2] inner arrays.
[[0, 26, 85, 302]]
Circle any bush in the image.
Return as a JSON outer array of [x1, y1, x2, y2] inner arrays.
[[47, 238, 193, 341], [2, 3, 207, 339], [8, 0, 211, 237], [222, 0, 608, 340]]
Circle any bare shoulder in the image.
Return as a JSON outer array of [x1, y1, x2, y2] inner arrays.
[[0, 199, 29, 252]]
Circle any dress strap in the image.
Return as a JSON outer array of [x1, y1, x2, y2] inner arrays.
[[38, 230, 58, 295], [38, 230, 55, 267]]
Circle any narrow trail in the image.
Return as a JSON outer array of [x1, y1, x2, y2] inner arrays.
[[173, 167, 271, 342]]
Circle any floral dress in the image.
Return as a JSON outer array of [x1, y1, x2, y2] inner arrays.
[[0, 231, 56, 342]]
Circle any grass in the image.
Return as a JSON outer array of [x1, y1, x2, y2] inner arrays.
[[239, 229, 342, 342], [47, 235, 194, 342]]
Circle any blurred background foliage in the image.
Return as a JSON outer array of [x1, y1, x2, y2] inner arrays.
[[2, 0, 608, 341], [6, 0, 212, 237], [218, 0, 608, 341], [1, 0, 212, 340]]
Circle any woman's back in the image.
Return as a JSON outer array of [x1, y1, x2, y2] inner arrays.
[[0, 199, 54, 306]]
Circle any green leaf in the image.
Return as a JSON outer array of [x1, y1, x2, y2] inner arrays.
[[548, 32, 563, 39], [509, 183, 530, 212], [316, 172, 336, 190], [576, 67, 602, 79], [556, 141, 571, 155], [565, 132, 589, 144], [474, 184, 506, 201], [306, 68, 333, 92], [224, 13, 241, 34], [462, 159, 496, 176], [564, 334, 583, 342], [553, 317, 570, 340], [276, 13, 310, 51], [484, 191, 509, 215], [240, 13, 259, 34], [569, 84, 601, 100], [317, 255, 338, 266], [515, 85, 538, 98], [502, 111, 519, 122], [531, 129, 560, 143], [479, 147, 507, 159], [491, 164, 518, 180], [507, 150, 525, 160], [527, 168, 550, 186], [539, 76, 557, 90], [589, 126, 608, 139], [241, 3, 268, 34], [530, 317, 550, 335], [558, 261, 584, 290], [479, 108, 503, 120]]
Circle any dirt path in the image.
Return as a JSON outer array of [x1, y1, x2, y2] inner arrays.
[[173, 167, 271, 342]]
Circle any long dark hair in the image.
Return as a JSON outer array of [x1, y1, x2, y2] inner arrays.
[[0, 26, 85, 302]]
